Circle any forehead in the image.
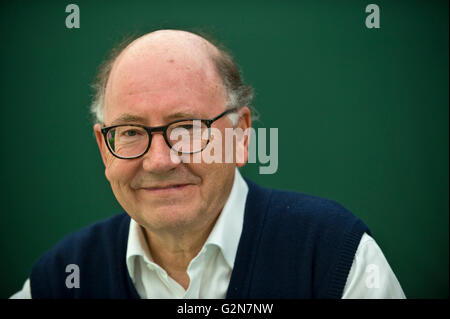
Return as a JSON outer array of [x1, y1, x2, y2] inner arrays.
[[103, 42, 227, 125]]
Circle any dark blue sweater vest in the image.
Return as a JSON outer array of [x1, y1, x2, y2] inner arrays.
[[30, 179, 370, 298]]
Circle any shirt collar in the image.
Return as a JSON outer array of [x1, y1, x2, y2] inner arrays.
[[203, 168, 248, 268], [126, 216, 153, 279], [126, 168, 249, 275]]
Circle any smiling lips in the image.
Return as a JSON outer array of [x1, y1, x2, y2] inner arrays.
[[142, 183, 192, 192]]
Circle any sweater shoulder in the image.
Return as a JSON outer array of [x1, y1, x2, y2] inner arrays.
[[54, 213, 127, 250], [240, 180, 370, 298], [30, 213, 134, 298], [32, 213, 129, 269], [266, 186, 360, 227]]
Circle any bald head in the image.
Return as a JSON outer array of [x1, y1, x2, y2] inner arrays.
[[109, 29, 222, 90], [90, 29, 254, 124], [125, 29, 221, 58], [103, 30, 227, 124]]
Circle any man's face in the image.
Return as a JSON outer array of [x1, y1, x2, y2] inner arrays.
[[94, 37, 250, 234]]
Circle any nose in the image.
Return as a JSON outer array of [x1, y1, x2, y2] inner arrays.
[[141, 132, 179, 173]]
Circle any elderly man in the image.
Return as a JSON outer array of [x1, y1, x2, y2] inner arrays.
[[11, 30, 404, 299]]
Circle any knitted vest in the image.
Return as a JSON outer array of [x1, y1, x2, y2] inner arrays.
[[30, 179, 369, 298]]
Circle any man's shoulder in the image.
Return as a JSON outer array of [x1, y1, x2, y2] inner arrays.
[[55, 212, 129, 249], [30, 213, 135, 298], [34, 213, 130, 266], [233, 179, 370, 298], [245, 178, 359, 226]]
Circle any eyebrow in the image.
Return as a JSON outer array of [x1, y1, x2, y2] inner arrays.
[[109, 111, 204, 126], [110, 114, 147, 125]]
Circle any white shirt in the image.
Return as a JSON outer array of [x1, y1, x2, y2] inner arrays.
[[10, 169, 405, 299]]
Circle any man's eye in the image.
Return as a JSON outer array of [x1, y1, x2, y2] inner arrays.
[[123, 130, 139, 137]]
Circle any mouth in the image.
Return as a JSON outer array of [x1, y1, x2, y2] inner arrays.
[[141, 183, 193, 193]]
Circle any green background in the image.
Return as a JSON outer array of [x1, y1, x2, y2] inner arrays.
[[0, 0, 448, 298]]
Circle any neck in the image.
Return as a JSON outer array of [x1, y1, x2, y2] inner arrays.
[[142, 212, 220, 289]]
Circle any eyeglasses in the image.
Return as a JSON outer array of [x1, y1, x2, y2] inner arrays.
[[101, 108, 238, 159]]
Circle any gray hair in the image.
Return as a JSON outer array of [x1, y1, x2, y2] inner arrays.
[[89, 31, 257, 126]]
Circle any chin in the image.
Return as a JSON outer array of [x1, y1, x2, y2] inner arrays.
[[137, 203, 203, 231]]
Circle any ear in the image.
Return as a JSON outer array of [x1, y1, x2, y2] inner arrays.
[[235, 107, 252, 168], [93, 123, 109, 167]]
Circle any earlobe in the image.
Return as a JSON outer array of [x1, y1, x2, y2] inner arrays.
[[236, 107, 252, 167], [238, 107, 252, 131], [93, 124, 108, 167]]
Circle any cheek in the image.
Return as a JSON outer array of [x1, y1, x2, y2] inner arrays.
[[104, 156, 137, 186], [105, 159, 141, 213], [188, 161, 234, 202]]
